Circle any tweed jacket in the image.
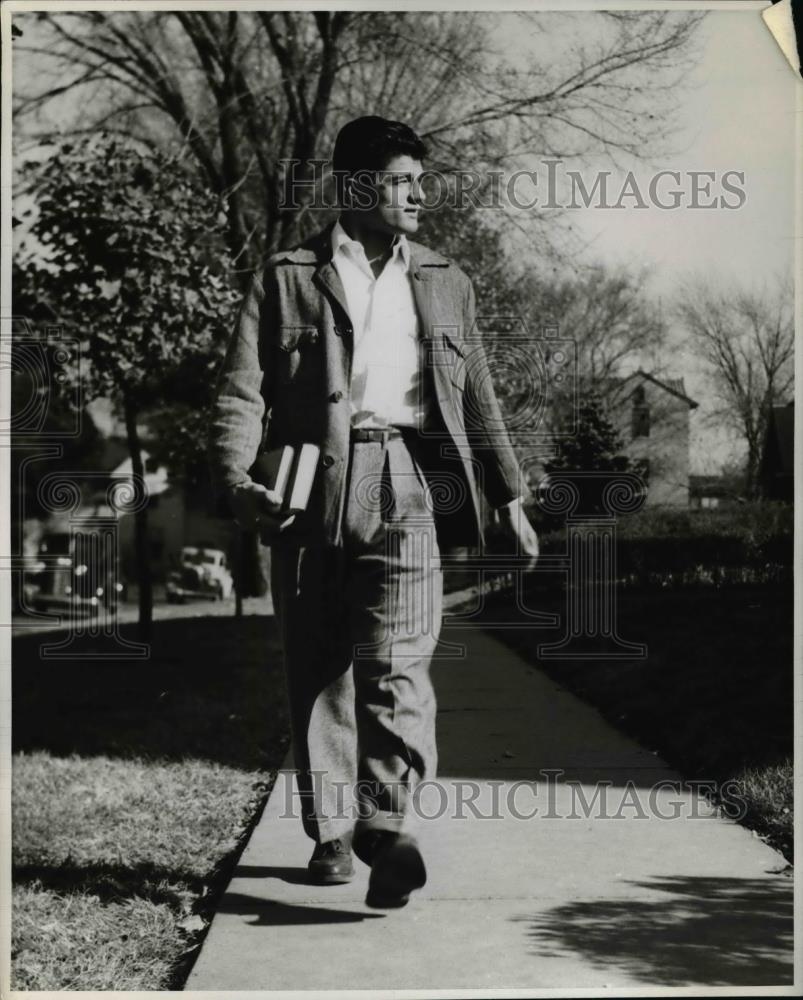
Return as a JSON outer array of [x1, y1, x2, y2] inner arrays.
[[207, 222, 526, 549]]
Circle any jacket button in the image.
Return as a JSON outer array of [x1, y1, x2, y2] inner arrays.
[[328, 390, 343, 403], [335, 323, 352, 337], [322, 455, 335, 468]]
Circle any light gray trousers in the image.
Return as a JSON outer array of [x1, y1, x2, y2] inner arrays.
[[270, 429, 444, 843]]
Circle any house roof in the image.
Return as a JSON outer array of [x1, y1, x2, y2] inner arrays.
[[600, 370, 699, 409], [622, 370, 699, 408], [108, 452, 170, 495]]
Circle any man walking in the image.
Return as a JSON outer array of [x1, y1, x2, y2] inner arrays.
[[207, 116, 539, 909]]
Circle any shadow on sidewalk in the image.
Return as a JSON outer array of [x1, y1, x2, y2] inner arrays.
[[516, 874, 793, 986], [215, 892, 384, 926], [234, 864, 325, 885]]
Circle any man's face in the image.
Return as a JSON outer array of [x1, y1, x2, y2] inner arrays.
[[348, 154, 424, 236]]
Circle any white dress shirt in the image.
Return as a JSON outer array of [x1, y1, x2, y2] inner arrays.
[[330, 220, 425, 429]]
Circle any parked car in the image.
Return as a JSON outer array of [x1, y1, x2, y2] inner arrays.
[[27, 530, 126, 614], [166, 546, 233, 603]]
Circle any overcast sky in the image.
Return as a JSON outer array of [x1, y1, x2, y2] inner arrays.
[[562, 10, 795, 295], [495, 8, 796, 472]]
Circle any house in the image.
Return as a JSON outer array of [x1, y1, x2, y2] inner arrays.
[[507, 368, 699, 510], [85, 444, 236, 583], [20, 396, 238, 586], [759, 402, 794, 502], [510, 369, 698, 510], [607, 370, 699, 507]]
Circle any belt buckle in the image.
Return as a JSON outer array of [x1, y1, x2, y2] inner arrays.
[[351, 426, 399, 443]]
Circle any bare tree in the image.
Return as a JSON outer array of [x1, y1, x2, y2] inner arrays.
[[12, 9, 704, 276], [520, 265, 668, 395], [677, 275, 794, 497]]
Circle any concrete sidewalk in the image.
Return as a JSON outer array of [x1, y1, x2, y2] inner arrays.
[[186, 618, 795, 991]]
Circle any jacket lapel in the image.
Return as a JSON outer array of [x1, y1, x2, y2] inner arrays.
[[310, 223, 351, 324], [309, 227, 449, 341], [304, 227, 455, 398], [313, 261, 351, 325]]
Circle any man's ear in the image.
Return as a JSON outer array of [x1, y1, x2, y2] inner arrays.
[[342, 177, 354, 209], [350, 170, 379, 211]]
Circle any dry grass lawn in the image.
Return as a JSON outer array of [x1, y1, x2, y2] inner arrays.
[[12, 613, 289, 990]]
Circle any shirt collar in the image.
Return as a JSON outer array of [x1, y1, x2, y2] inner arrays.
[[331, 218, 410, 274]]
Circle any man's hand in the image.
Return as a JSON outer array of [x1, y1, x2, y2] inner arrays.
[[495, 497, 539, 560], [228, 481, 295, 534]]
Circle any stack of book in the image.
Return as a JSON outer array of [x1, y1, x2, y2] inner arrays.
[[249, 443, 320, 539]]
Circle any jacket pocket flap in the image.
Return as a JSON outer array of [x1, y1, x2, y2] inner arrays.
[[440, 327, 467, 357], [278, 325, 319, 351]]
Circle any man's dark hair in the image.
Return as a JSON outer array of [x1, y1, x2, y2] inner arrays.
[[332, 116, 427, 200]]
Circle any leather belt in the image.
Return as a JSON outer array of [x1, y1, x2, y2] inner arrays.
[[350, 426, 407, 443]]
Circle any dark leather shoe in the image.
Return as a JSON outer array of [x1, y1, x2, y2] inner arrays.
[[365, 833, 427, 908], [308, 838, 354, 885]]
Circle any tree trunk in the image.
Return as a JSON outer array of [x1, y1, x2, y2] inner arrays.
[[233, 523, 243, 619], [746, 444, 762, 501], [122, 393, 153, 641], [242, 529, 268, 597]]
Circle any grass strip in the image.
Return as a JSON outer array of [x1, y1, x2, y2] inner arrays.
[[12, 613, 290, 989], [12, 752, 274, 990], [480, 582, 794, 863]]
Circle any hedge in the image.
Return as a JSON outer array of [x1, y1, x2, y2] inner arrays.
[[517, 501, 793, 588]]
